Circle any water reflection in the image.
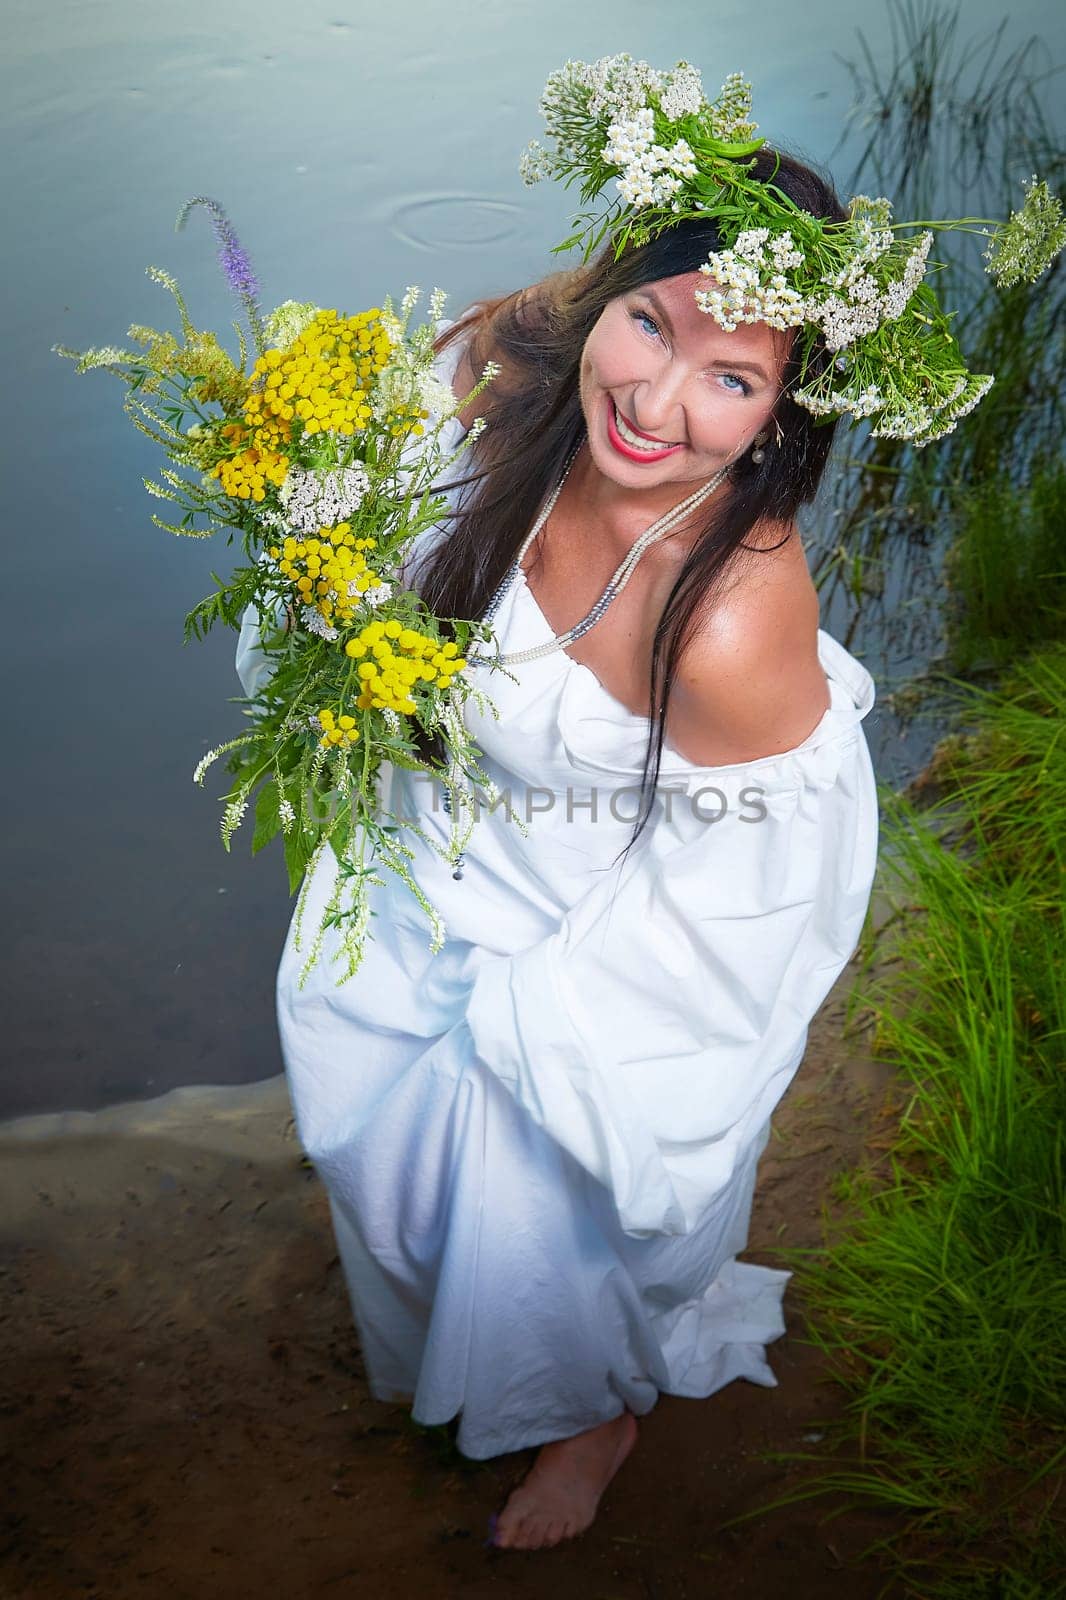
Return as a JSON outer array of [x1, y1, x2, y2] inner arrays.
[[2, 0, 1061, 1117]]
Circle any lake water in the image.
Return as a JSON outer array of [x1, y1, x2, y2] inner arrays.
[[3, 0, 1062, 1117]]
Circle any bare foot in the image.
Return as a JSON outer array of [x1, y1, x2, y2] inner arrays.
[[490, 1409, 638, 1551]]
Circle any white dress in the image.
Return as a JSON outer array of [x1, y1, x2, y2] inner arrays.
[[235, 328, 879, 1460]]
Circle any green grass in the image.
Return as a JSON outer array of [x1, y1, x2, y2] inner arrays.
[[723, 647, 1066, 1596], [944, 462, 1066, 672], [722, 8, 1066, 1592]]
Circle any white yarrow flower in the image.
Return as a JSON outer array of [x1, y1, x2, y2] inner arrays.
[[659, 62, 704, 122], [279, 463, 370, 532]]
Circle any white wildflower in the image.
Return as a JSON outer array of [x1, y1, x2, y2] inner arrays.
[[734, 228, 771, 260], [300, 605, 338, 642], [658, 61, 704, 122], [883, 281, 911, 320], [278, 798, 297, 834], [578, 53, 660, 121], [263, 299, 320, 349], [696, 238, 809, 332], [809, 232, 932, 349], [278, 463, 370, 531], [518, 138, 554, 186], [910, 373, 995, 444], [417, 371, 458, 419], [193, 743, 228, 786], [371, 364, 418, 422], [985, 177, 1066, 288], [221, 793, 249, 845], [852, 385, 885, 417], [604, 108, 655, 167], [603, 105, 698, 209], [946, 372, 995, 419], [707, 71, 758, 142], [847, 273, 881, 305], [378, 308, 404, 345], [849, 194, 894, 229], [254, 505, 290, 534], [898, 231, 933, 300], [61, 343, 137, 373], [769, 231, 804, 271]]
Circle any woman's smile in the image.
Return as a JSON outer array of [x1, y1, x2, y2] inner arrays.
[[606, 397, 685, 461]]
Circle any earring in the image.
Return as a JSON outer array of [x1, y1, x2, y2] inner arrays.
[[750, 430, 769, 465]]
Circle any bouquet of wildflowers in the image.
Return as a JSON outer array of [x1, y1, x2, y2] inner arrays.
[[520, 53, 1066, 444], [56, 197, 510, 986]]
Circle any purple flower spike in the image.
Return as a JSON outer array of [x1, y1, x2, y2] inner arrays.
[[176, 195, 267, 358], [218, 234, 260, 301]]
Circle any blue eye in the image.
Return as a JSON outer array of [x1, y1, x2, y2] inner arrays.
[[631, 310, 661, 338], [720, 372, 752, 396]]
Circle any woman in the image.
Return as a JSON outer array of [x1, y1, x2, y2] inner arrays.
[[237, 147, 879, 1549]]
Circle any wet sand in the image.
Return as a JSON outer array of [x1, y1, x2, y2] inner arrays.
[[0, 956, 913, 1599]]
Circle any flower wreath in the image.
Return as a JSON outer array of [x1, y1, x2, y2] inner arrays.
[[519, 54, 1065, 445]]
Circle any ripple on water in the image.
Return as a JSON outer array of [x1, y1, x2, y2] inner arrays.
[[386, 193, 523, 252]]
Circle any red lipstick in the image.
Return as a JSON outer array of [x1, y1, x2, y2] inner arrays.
[[605, 397, 683, 463]]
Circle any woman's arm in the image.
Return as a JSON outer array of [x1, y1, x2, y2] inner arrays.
[[460, 731, 878, 1238]]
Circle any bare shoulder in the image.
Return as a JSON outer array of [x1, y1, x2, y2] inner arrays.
[[665, 529, 829, 767]]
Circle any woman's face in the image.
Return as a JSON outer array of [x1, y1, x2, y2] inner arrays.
[[579, 270, 790, 503]]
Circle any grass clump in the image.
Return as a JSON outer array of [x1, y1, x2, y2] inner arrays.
[[725, 646, 1065, 1596], [944, 462, 1066, 673]]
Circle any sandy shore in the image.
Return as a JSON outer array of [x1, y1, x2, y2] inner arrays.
[[0, 958, 912, 1599]]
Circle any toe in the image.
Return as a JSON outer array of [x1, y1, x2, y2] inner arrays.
[[507, 1514, 534, 1550]]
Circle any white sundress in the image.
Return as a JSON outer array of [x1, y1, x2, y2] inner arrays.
[[234, 327, 880, 1461]]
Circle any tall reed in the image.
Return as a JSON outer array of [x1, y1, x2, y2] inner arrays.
[[809, 0, 1065, 682]]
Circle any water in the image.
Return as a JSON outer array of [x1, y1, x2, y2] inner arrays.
[[2, 0, 1062, 1117]]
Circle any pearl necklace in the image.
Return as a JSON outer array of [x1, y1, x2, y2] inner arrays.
[[442, 441, 730, 877], [466, 441, 730, 667]]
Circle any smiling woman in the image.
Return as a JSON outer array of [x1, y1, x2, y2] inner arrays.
[[440, 149, 846, 777], [240, 59, 882, 1558]]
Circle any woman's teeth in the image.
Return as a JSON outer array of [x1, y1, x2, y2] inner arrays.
[[612, 401, 678, 451]]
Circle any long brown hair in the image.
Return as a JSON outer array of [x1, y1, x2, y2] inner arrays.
[[414, 146, 849, 862]]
